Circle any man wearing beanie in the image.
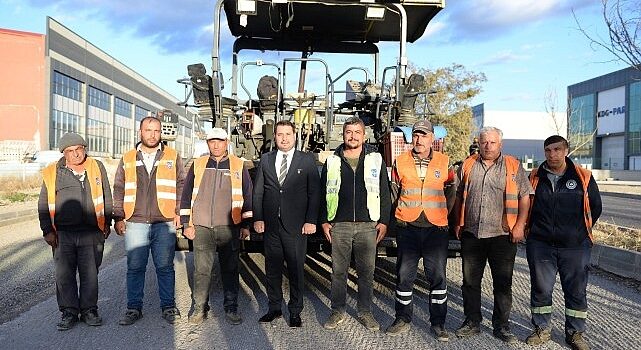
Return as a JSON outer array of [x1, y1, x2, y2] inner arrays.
[[38, 132, 113, 331]]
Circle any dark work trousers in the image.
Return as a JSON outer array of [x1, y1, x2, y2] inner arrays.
[[460, 232, 517, 330], [264, 219, 308, 316], [192, 225, 240, 313], [526, 238, 591, 335], [394, 224, 449, 326], [330, 221, 377, 314], [54, 229, 104, 314]]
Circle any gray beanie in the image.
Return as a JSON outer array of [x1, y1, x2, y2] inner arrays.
[[58, 132, 87, 152]]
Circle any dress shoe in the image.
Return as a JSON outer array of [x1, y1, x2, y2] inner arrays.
[[289, 314, 302, 328], [259, 310, 282, 323]]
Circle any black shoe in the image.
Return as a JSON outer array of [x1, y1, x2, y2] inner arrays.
[[225, 310, 243, 325], [80, 309, 102, 326], [493, 327, 518, 344], [455, 320, 480, 338], [119, 309, 142, 326], [162, 307, 181, 324], [289, 314, 302, 328], [259, 310, 282, 323], [56, 311, 78, 331]]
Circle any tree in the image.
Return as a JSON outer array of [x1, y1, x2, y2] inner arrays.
[[574, 0, 641, 71], [412, 63, 487, 162]]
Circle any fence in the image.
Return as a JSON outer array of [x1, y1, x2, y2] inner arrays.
[[0, 163, 43, 180]]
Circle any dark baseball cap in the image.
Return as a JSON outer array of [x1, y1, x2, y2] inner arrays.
[[412, 120, 434, 134]]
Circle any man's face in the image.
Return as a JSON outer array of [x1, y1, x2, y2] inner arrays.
[[275, 124, 295, 152], [412, 131, 433, 154], [207, 139, 228, 158], [343, 123, 364, 150], [479, 131, 502, 161], [140, 119, 161, 148], [63, 145, 86, 166], [544, 141, 568, 169]]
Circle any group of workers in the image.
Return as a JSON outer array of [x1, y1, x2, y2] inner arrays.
[[39, 115, 601, 350]]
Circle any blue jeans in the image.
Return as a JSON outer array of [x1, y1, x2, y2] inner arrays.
[[526, 238, 591, 334], [330, 221, 377, 314], [394, 224, 449, 325], [461, 232, 517, 330], [124, 221, 176, 310]]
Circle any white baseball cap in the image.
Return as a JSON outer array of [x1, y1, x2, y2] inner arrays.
[[206, 128, 228, 140]]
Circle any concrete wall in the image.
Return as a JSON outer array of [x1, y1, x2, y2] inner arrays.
[[591, 169, 641, 181], [0, 29, 46, 150]]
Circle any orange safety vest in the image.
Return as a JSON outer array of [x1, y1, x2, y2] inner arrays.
[[122, 147, 178, 220], [458, 154, 521, 231], [395, 150, 449, 226], [42, 157, 106, 230], [528, 163, 594, 241], [181, 154, 248, 225]]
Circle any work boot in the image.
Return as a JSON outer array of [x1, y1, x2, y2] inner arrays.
[[493, 327, 518, 344], [322, 311, 346, 330], [455, 320, 480, 338], [119, 309, 142, 326], [566, 331, 590, 350], [385, 318, 410, 336], [56, 310, 78, 331], [356, 312, 380, 331], [526, 327, 551, 345], [162, 306, 181, 324], [431, 324, 449, 342], [80, 309, 102, 326], [225, 310, 243, 325]]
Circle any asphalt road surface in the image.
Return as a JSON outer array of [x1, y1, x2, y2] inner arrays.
[[1, 219, 640, 349], [600, 193, 641, 229]]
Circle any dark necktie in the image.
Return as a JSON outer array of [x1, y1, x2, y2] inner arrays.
[[278, 153, 288, 186]]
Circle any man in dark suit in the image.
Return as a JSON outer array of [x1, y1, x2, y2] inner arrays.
[[253, 120, 320, 328]]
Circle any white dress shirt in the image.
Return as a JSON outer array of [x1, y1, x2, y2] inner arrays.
[[275, 148, 295, 174]]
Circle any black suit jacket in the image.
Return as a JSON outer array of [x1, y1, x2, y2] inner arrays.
[[253, 150, 320, 235]]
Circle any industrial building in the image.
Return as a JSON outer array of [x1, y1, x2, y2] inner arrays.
[[568, 66, 641, 170], [0, 17, 197, 163]]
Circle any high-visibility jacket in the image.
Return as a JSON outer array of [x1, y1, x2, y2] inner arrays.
[[326, 152, 382, 221], [395, 150, 449, 226], [529, 163, 594, 240], [458, 154, 521, 230], [42, 157, 105, 230], [182, 155, 248, 225], [122, 148, 178, 220]]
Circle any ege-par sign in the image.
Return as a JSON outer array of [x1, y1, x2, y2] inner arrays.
[[597, 86, 625, 135]]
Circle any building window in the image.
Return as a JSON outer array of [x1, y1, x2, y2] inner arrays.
[[88, 86, 111, 110], [114, 98, 133, 156], [134, 105, 150, 138], [629, 82, 641, 155], [568, 94, 595, 166], [52, 71, 82, 101], [50, 109, 81, 149]]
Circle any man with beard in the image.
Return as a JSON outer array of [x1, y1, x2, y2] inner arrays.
[[253, 120, 320, 328], [113, 116, 185, 325], [320, 117, 391, 331], [39, 132, 112, 330]]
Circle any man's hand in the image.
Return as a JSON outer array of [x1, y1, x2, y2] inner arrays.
[[115, 221, 126, 236], [44, 232, 57, 249], [173, 215, 182, 229], [183, 226, 196, 240], [240, 227, 250, 240], [322, 223, 332, 243], [254, 221, 265, 234], [453, 225, 462, 240], [302, 223, 316, 235], [375, 223, 387, 243], [510, 223, 525, 243]]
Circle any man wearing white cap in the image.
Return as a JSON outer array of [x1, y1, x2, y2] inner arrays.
[[180, 127, 253, 325]]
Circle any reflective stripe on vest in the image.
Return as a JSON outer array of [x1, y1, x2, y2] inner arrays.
[[187, 155, 247, 225], [122, 148, 178, 220], [325, 152, 382, 221], [528, 163, 594, 241], [458, 154, 521, 230], [394, 150, 449, 226], [42, 157, 106, 230]]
